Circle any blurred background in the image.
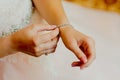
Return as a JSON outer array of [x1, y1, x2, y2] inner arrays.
[[66, 0, 120, 14]]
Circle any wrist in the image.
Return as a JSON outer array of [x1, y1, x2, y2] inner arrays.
[[58, 26, 74, 38], [8, 35, 19, 54], [58, 24, 73, 31], [2, 36, 17, 55]]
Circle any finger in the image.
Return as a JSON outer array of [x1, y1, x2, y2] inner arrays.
[[51, 37, 59, 43], [78, 56, 93, 69], [71, 61, 86, 69], [72, 61, 82, 67], [80, 55, 95, 69], [36, 28, 59, 44], [35, 37, 58, 53], [80, 42, 96, 69], [33, 24, 57, 32], [71, 41, 88, 64]]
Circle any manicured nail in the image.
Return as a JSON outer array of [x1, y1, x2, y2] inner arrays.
[[71, 63, 76, 67], [72, 65, 75, 67], [71, 62, 80, 67]]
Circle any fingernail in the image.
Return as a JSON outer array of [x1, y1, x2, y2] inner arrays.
[[71, 63, 76, 67], [72, 65, 75, 67], [81, 56, 87, 63], [72, 64, 77, 67]]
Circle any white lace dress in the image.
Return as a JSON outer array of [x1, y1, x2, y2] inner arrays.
[[0, 0, 56, 80]]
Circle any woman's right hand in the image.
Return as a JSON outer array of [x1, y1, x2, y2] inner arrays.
[[9, 24, 59, 57]]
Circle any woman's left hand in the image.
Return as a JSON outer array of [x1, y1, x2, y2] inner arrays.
[[60, 26, 96, 69]]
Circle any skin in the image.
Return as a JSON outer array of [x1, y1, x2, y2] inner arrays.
[[0, 24, 59, 58], [0, 0, 96, 70], [33, 0, 96, 69]]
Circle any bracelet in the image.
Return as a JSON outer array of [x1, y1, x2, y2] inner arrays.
[[57, 24, 73, 28]]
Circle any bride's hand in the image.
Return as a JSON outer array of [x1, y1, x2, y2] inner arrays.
[[60, 26, 96, 69], [10, 24, 59, 57]]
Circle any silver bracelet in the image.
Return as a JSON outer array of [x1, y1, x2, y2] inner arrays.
[[57, 24, 73, 28]]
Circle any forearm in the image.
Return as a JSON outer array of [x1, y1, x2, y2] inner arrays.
[[33, 0, 69, 25], [0, 36, 15, 58]]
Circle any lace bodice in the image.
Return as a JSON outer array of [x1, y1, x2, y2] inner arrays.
[[0, 0, 33, 37]]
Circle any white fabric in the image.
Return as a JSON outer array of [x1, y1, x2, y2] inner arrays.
[[0, 0, 32, 37]]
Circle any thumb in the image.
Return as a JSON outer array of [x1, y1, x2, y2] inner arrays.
[[71, 43, 87, 63]]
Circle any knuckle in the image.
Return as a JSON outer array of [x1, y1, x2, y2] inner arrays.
[[52, 49, 56, 53], [32, 36, 39, 46], [32, 47, 42, 56], [31, 49, 38, 57], [32, 39, 37, 46], [33, 51, 42, 57], [54, 44, 57, 48], [53, 46, 57, 50], [51, 49, 56, 53], [34, 47, 39, 53], [34, 54, 41, 57], [52, 43, 57, 48]]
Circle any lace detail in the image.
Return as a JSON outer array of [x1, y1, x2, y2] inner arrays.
[[0, 0, 33, 37], [1, 14, 32, 37]]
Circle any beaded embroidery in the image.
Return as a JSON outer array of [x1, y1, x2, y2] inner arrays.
[[0, 0, 33, 37]]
